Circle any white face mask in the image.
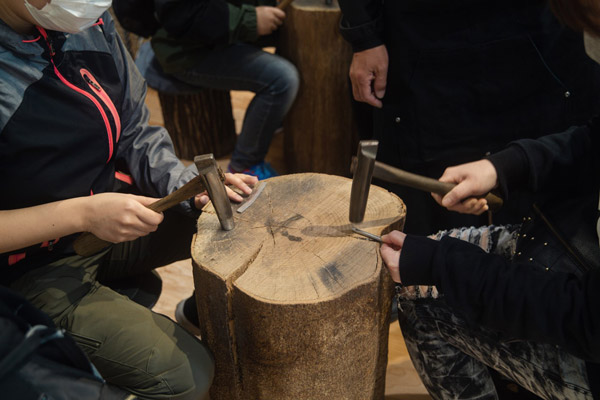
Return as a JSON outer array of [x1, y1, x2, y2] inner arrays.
[[24, 0, 112, 33]]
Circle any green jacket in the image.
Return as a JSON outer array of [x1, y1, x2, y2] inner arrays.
[[152, 0, 276, 74]]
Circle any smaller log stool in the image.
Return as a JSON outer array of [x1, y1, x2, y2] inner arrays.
[[192, 173, 406, 400], [135, 42, 236, 160]]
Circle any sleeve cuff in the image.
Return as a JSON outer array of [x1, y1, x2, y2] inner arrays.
[[339, 14, 384, 52], [399, 235, 438, 286], [486, 145, 529, 200]]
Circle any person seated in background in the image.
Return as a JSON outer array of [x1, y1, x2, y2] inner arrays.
[[149, 0, 299, 180], [0, 0, 257, 398], [379, 1, 600, 397]]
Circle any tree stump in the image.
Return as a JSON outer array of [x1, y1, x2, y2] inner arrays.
[[192, 173, 405, 400], [157, 90, 236, 160], [278, 0, 358, 176]]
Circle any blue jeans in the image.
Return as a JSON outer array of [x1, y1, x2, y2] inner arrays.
[[398, 225, 592, 399], [175, 43, 299, 170]]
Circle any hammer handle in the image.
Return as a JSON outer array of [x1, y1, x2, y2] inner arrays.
[[373, 160, 504, 212], [73, 176, 208, 257], [277, 0, 294, 9]]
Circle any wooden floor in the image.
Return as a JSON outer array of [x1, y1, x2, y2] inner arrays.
[[145, 88, 430, 399]]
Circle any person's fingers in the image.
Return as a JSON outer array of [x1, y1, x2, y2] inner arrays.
[[194, 194, 210, 209], [380, 244, 401, 283], [373, 69, 387, 99], [135, 207, 164, 226], [446, 197, 489, 215], [441, 184, 472, 208], [225, 173, 256, 195], [471, 199, 489, 215], [134, 195, 161, 207], [127, 195, 164, 225], [363, 92, 383, 108], [226, 186, 244, 203], [381, 230, 406, 247], [431, 192, 444, 206]]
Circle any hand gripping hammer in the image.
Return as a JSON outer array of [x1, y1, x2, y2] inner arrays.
[[349, 140, 504, 225], [73, 154, 234, 257]]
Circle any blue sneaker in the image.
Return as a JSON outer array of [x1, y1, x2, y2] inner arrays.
[[228, 161, 279, 180]]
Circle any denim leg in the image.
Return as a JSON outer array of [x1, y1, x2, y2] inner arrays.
[[175, 44, 299, 169], [398, 225, 592, 399]]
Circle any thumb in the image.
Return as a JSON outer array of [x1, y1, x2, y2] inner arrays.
[[441, 186, 467, 208]]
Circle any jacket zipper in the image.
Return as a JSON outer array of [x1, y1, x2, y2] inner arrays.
[[36, 27, 114, 163], [80, 68, 121, 143]]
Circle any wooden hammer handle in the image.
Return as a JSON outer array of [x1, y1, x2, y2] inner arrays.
[[277, 0, 294, 9], [73, 176, 207, 257], [373, 160, 504, 212]]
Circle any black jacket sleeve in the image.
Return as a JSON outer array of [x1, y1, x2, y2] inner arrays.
[[398, 117, 600, 360], [487, 116, 600, 200], [154, 0, 229, 45], [337, 0, 384, 52], [400, 235, 600, 362]]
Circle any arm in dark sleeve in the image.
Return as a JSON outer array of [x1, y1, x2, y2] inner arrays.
[[400, 234, 600, 361], [154, 0, 229, 45], [337, 0, 384, 52], [487, 118, 599, 199]]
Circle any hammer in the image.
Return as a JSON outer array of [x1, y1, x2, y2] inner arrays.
[[349, 140, 504, 224], [73, 154, 234, 257]]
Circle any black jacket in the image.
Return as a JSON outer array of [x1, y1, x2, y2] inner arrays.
[[399, 117, 600, 396], [0, 13, 197, 280], [338, 0, 600, 234], [338, 0, 600, 168]]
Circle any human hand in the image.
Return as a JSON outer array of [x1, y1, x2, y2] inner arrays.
[[349, 45, 388, 108], [256, 6, 285, 36], [431, 159, 499, 215], [380, 230, 406, 283], [84, 193, 164, 243], [194, 172, 259, 208]]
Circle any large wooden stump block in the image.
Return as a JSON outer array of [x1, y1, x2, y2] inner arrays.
[[279, 1, 358, 176], [192, 173, 405, 399]]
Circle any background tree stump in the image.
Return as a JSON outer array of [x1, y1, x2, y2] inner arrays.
[[278, 0, 358, 176], [192, 173, 405, 400], [157, 90, 236, 160]]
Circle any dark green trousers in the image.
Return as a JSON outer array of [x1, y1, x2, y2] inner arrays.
[[9, 210, 214, 399]]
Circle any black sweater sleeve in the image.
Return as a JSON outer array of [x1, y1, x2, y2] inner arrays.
[[487, 117, 599, 200], [400, 235, 600, 362], [154, 0, 229, 44]]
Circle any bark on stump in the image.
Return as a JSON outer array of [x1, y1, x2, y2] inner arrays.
[[192, 173, 405, 400], [278, 1, 358, 176], [158, 90, 237, 160]]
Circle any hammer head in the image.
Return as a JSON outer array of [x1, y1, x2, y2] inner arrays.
[[349, 140, 379, 224], [194, 154, 235, 231]]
